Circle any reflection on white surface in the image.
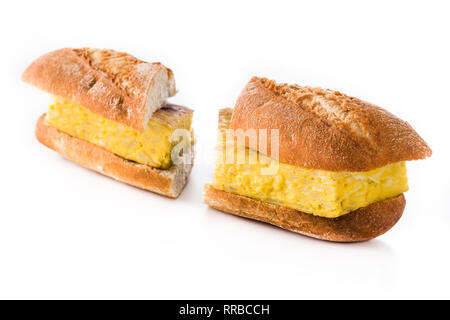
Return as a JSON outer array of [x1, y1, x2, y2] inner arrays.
[[204, 206, 396, 299]]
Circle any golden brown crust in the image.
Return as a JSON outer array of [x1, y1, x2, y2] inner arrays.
[[23, 48, 176, 131], [230, 77, 432, 171], [36, 114, 193, 198], [204, 184, 405, 242]]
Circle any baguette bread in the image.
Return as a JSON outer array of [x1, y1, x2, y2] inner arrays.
[[204, 184, 405, 242], [23, 48, 176, 131], [231, 77, 432, 171], [36, 114, 193, 198]]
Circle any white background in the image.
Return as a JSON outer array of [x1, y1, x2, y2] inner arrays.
[[0, 0, 448, 299]]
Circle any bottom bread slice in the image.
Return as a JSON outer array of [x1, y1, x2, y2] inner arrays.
[[36, 114, 193, 198], [204, 184, 405, 242]]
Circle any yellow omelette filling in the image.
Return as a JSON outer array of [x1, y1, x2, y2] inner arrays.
[[46, 97, 193, 169], [213, 111, 409, 218]]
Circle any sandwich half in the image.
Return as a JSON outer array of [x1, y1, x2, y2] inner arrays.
[[23, 48, 194, 198], [204, 77, 431, 241]]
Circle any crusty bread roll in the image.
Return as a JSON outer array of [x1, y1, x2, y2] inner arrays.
[[231, 77, 432, 171], [205, 77, 432, 241], [36, 114, 193, 198], [23, 48, 176, 131], [24, 48, 192, 198], [204, 184, 405, 242]]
